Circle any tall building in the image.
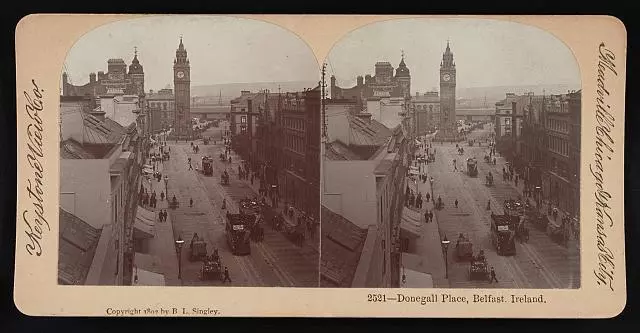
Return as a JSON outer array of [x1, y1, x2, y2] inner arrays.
[[62, 52, 145, 98], [330, 54, 411, 104], [173, 37, 191, 137], [437, 41, 458, 140]]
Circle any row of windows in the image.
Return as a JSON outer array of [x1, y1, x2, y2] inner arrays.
[[415, 104, 437, 111], [150, 101, 172, 110], [286, 134, 305, 155], [284, 117, 305, 131], [547, 118, 569, 134], [548, 135, 570, 157]]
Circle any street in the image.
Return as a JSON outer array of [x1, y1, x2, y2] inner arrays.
[[412, 123, 580, 289], [157, 122, 318, 287]]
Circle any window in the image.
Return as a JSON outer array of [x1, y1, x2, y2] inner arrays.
[[163, 103, 167, 110], [241, 116, 247, 124]]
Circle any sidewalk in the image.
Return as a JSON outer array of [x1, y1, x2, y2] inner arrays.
[[139, 157, 181, 286], [402, 153, 450, 288], [402, 206, 449, 287]]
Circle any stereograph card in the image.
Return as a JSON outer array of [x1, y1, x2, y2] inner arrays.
[[14, 14, 626, 317]]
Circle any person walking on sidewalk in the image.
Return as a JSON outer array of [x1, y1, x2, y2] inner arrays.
[[490, 267, 499, 284], [190, 198, 194, 208], [455, 199, 459, 208], [222, 267, 232, 283]]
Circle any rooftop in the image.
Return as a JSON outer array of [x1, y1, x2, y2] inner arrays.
[[61, 138, 117, 160], [320, 206, 368, 287], [58, 208, 102, 285]]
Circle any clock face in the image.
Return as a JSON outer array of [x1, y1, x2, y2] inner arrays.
[[443, 73, 451, 82], [177, 71, 185, 79]]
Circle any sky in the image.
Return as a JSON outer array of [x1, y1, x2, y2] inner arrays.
[[64, 15, 321, 92], [326, 18, 581, 93]]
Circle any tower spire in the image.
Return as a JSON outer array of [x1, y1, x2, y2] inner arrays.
[[134, 46, 137, 57]]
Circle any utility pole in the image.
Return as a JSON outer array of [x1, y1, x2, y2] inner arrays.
[[321, 63, 328, 140]]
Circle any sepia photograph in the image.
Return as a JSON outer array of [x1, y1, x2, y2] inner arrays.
[[321, 18, 582, 289], [14, 14, 626, 317], [58, 15, 321, 287]]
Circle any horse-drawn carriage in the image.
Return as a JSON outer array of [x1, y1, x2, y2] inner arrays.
[[189, 234, 207, 262], [280, 207, 306, 246], [455, 234, 474, 261], [201, 252, 223, 281], [469, 252, 490, 281]]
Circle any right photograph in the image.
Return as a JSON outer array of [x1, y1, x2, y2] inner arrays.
[[320, 18, 581, 289]]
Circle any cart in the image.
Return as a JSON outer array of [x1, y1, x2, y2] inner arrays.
[[469, 257, 490, 281], [189, 239, 207, 262], [455, 237, 474, 261], [201, 257, 222, 281]]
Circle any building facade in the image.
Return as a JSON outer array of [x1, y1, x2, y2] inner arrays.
[[62, 51, 144, 97], [173, 37, 191, 137], [411, 91, 440, 135], [542, 91, 581, 217], [147, 88, 175, 131], [330, 55, 411, 105]]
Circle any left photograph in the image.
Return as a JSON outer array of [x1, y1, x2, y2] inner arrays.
[[58, 15, 321, 287]]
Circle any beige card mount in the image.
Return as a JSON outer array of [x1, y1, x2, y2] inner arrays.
[[15, 14, 626, 317]]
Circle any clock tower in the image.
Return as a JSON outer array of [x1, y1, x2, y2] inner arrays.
[[173, 36, 191, 137], [439, 40, 457, 140]]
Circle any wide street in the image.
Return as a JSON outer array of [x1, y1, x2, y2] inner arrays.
[[158, 121, 318, 287], [413, 123, 580, 289]]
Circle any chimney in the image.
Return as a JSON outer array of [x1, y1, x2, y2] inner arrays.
[[89, 72, 96, 83], [150, 89, 154, 94], [241, 90, 251, 96], [331, 75, 337, 87], [356, 112, 372, 124], [356, 76, 363, 86]]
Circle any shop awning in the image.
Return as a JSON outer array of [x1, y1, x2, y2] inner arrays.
[[400, 208, 422, 238], [133, 206, 156, 239]]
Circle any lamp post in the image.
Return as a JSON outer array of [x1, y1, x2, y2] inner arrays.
[[175, 236, 185, 281], [441, 235, 450, 279]]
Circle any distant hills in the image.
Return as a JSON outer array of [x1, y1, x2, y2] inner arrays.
[[191, 81, 581, 106], [191, 80, 320, 101], [456, 83, 582, 102]]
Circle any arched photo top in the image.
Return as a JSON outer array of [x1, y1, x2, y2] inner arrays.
[[324, 17, 581, 96], [62, 15, 321, 93]]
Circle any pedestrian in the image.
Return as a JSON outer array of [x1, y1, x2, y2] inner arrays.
[[190, 198, 193, 208], [160, 191, 165, 201], [223, 266, 232, 283], [487, 200, 491, 211], [429, 210, 433, 223], [490, 267, 499, 283], [424, 211, 429, 224], [455, 199, 459, 208], [189, 163, 193, 171], [426, 192, 431, 202]]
